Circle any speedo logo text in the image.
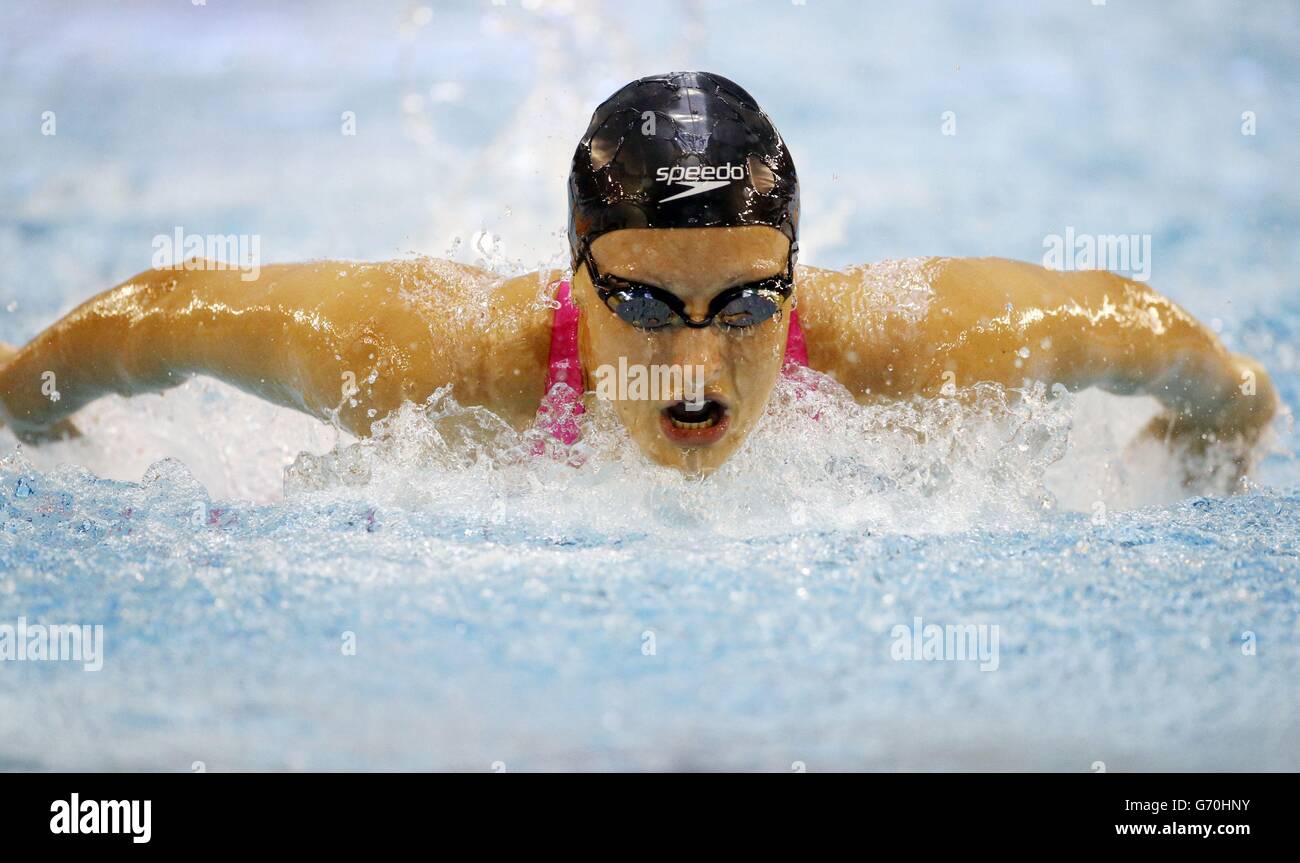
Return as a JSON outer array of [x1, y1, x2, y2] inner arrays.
[[656, 163, 747, 202]]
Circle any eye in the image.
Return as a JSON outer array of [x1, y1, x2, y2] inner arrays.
[[609, 293, 680, 330], [716, 290, 783, 328]]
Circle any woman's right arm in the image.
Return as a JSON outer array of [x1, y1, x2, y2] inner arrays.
[[0, 259, 554, 441]]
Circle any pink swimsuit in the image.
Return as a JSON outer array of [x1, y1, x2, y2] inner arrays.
[[535, 280, 809, 445]]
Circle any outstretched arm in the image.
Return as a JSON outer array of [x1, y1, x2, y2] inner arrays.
[[799, 257, 1278, 477], [0, 259, 554, 442]]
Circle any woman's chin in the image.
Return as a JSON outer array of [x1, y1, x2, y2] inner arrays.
[[637, 423, 747, 475]]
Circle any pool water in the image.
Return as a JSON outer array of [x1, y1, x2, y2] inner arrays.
[[1, 0, 1297, 770]]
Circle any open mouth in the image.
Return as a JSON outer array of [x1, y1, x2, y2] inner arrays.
[[660, 399, 730, 446]]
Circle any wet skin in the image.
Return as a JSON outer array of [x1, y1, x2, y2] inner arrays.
[[0, 226, 1279, 481]]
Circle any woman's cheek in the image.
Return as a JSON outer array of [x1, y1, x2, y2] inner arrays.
[[729, 336, 780, 392]]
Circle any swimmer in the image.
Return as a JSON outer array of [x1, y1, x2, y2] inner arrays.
[[0, 72, 1278, 482]]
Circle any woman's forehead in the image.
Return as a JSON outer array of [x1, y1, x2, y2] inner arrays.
[[589, 226, 790, 293]]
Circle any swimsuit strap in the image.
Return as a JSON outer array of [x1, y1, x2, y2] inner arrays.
[[783, 305, 809, 370], [536, 280, 585, 446], [537, 280, 808, 444]]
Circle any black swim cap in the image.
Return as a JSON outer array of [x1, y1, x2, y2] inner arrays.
[[567, 71, 799, 270]]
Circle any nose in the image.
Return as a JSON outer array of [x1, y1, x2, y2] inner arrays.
[[669, 325, 725, 391]]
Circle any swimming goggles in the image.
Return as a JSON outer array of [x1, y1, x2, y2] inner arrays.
[[581, 243, 796, 331]]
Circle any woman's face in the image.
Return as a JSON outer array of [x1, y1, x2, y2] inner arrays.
[[573, 225, 794, 474]]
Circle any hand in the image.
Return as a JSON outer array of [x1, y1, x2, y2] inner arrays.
[[1134, 353, 1278, 493], [9, 416, 83, 446], [1135, 410, 1252, 492], [0, 341, 83, 445]]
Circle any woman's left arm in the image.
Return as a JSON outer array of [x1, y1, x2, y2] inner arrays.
[[800, 257, 1278, 470]]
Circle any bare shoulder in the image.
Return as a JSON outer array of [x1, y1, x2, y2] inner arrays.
[[794, 256, 946, 347], [376, 262, 560, 422], [792, 255, 1107, 397], [467, 268, 561, 425], [289, 257, 557, 427], [370, 260, 559, 424], [299, 257, 552, 340], [791, 258, 945, 398]]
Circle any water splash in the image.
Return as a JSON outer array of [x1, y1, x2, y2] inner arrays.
[[281, 370, 1084, 540]]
